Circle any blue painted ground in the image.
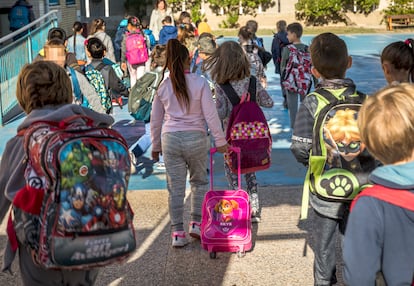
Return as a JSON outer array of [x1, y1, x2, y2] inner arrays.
[[0, 34, 409, 190]]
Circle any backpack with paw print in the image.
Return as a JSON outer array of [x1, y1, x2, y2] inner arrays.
[[305, 88, 376, 203]]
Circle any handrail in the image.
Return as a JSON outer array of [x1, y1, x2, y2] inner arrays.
[[0, 10, 59, 126]]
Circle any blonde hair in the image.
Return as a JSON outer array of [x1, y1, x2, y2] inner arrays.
[[16, 61, 72, 114], [203, 41, 250, 84], [358, 83, 414, 164]]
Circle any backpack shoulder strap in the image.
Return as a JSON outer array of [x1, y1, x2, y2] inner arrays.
[[248, 76, 257, 102], [95, 63, 106, 72], [351, 185, 414, 212], [69, 68, 82, 102], [219, 82, 240, 107]]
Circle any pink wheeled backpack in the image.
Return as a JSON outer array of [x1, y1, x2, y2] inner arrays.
[[201, 147, 252, 259]]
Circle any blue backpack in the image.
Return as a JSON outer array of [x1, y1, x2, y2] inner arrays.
[[9, 5, 30, 29]]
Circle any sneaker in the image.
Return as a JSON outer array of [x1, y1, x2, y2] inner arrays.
[[189, 221, 201, 239], [250, 193, 261, 223], [154, 162, 166, 170], [129, 151, 137, 174], [171, 231, 188, 247]]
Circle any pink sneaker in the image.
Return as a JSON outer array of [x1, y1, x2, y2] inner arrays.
[[171, 231, 188, 247], [189, 221, 201, 239]]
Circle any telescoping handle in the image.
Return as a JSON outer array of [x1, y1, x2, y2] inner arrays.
[[209, 146, 241, 191]]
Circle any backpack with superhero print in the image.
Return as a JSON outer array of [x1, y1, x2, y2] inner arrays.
[[282, 44, 313, 97], [125, 31, 149, 65], [306, 88, 376, 202], [9, 116, 136, 270], [220, 76, 272, 174]]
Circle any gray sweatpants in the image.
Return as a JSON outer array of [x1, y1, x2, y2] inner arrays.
[[162, 131, 209, 232], [19, 244, 99, 286]]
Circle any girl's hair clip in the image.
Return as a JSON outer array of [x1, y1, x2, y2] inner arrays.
[[405, 39, 412, 48], [84, 39, 89, 46]]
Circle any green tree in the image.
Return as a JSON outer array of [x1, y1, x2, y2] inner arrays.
[[351, 0, 380, 14], [295, 0, 344, 26], [168, 0, 206, 23], [383, 0, 414, 15], [296, 0, 380, 25]]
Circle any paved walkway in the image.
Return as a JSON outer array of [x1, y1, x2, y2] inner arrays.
[[0, 34, 403, 285]]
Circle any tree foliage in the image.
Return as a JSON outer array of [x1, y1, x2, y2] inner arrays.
[[296, 0, 380, 25], [383, 0, 414, 15], [295, 0, 344, 26]]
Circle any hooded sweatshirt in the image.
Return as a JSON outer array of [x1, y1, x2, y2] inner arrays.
[[158, 25, 177, 45], [343, 162, 414, 285]]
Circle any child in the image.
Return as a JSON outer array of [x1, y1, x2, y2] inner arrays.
[[238, 26, 267, 89], [121, 16, 148, 89], [344, 83, 414, 285], [86, 37, 128, 108], [280, 22, 312, 128], [150, 39, 228, 247], [190, 32, 217, 81], [177, 23, 197, 58], [290, 32, 375, 285], [271, 20, 289, 109], [203, 41, 274, 222], [0, 61, 114, 284], [130, 44, 167, 172], [380, 38, 414, 84], [43, 38, 105, 114], [88, 18, 116, 63], [66, 21, 87, 67], [158, 15, 177, 45]]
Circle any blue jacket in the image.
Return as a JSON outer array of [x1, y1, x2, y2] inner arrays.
[[344, 162, 414, 285], [158, 25, 177, 45]]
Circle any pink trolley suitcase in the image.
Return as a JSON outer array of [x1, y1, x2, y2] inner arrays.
[[201, 147, 252, 259]]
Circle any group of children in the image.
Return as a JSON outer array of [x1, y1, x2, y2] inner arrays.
[[3, 11, 414, 284]]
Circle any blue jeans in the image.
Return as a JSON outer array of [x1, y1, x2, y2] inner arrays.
[[162, 131, 209, 232]]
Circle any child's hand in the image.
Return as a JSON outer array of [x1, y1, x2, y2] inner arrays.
[[121, 62, 127, 72], [152, 151, 161, 162], [216, 144, 229, 153]]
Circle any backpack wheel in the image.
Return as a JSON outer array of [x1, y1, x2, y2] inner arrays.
[[209, 252, 217, 259], [237, 251, 246, 258]]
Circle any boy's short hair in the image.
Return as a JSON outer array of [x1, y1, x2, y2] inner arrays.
[[16, 61, 72, 114], [162, 15, 172, 24], [86, 37, 106, 59], [286, 22, 303, 38], [358, 83, 414, 164], [47, 27, 67, 41], [310, 32, 349, 79], [246, 20, 258, 34], [276, 20, 287, 32]]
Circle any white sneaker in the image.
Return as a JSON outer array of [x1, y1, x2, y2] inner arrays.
[[129, 151, 137, 174], [250, 193, 261, 223], [171, 231, 188, 247], [189, 221, 201, 239], [154, 162, 166, 170]]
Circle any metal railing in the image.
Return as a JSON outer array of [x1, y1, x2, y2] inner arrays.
[[0, 10, 59, 126]]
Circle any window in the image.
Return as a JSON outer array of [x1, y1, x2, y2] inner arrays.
[[66, 0, 75, 5], [49, 0, 59, 6]]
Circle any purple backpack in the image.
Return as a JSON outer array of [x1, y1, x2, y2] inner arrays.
[[125, 31, 149, 65], [221, 76, 272, 174]]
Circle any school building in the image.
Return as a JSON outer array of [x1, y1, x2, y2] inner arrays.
[[0, 0, 392, 39]]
